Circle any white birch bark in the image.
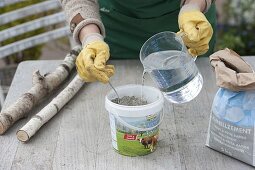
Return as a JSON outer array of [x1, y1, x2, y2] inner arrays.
[[0, 46, 81, 134], [16, 75, 84, 142]]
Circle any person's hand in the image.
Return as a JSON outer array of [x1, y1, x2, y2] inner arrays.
[[177, 4, 213, 57], [76, 33, 115, 83]]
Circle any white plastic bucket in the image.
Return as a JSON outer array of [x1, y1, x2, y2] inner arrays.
[[105, 84, 164, 156]]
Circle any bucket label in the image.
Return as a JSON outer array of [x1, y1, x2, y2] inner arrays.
[[123, 134, 137, 140], [109, 111, 161, 156]]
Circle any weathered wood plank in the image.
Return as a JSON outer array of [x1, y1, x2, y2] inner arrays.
[[0, 85, 4, 108], [0, 61, 65, 170], [0, 27, 71, 59], [0, 12, 66, 42], [2, 58, 255, 169], [51, 60, 181, 170], [0, 1, 61, 25]]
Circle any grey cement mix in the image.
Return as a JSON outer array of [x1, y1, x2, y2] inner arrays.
[[112, 96, 148, 106]]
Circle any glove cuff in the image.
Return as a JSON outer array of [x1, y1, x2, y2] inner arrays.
[[181, 0, 213, 13], [81, 33, 104, 47], [180, 4, 200, 13]]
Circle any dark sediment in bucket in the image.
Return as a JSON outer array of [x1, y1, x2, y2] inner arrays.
[[112, 96, 148, 106]]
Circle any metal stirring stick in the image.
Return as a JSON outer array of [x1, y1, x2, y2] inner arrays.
[[109, 81, 120, 104]]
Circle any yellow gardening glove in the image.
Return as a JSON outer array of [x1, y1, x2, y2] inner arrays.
[[178, 4, 213, 57], [76, 33, 115, 83]]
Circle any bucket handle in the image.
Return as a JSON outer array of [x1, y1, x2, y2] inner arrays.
[[112, 111, 164, 132]]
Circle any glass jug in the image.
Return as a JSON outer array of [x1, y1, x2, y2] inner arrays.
[[140, 31, 203, 104]]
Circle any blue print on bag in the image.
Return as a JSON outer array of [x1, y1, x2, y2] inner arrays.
[[212, 88, 255, 127]]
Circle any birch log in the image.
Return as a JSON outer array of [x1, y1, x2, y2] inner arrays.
[[0, 46, 81, 134], [16, 75, 84, 142]]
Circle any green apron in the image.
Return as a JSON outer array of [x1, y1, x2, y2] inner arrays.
[[99, 0, 216, 59]]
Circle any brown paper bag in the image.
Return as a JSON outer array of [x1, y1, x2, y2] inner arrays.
[[207, 49, 255, 166], [210, 48, 255, 91]]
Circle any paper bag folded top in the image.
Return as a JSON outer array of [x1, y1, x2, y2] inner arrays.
[[210, 48, 255, 91]]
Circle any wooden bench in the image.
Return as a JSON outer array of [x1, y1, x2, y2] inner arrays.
[[0, 0, 73, 108]]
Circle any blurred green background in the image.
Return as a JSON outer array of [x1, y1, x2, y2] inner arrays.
[[215, 0, 255, 55]]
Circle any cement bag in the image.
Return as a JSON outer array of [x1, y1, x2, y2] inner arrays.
[[206, 48, 255, 166]]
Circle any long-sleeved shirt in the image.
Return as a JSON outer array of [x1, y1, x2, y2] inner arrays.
[[59, 0, 214, 45]]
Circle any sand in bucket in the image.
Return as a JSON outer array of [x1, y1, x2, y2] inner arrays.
[[105, 84, 164, 156]]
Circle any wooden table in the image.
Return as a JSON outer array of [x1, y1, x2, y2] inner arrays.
[[1, 58, 255, 170]]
